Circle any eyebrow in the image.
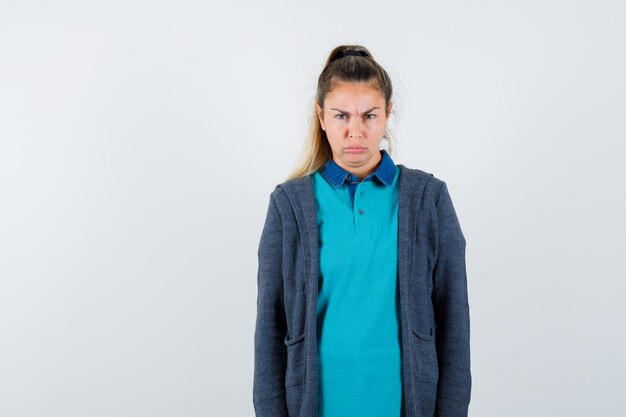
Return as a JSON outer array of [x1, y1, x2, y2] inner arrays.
[[330, 107, 381, 115]]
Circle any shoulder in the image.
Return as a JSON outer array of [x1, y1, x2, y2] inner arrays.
[[266, 174, 312, 208], [397, 164, 447, 206]]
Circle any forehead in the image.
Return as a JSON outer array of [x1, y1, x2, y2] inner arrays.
[[325, 80, 385, 106]]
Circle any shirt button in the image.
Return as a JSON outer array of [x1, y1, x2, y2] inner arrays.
[[346, 174, 352, 181], [358, 208, 365, 215]]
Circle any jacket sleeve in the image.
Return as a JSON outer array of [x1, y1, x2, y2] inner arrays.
[[432, 181, 472, 417], [253, 193, 289, 417]]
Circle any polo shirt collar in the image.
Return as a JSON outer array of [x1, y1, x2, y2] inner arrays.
[[319, 149, 396, 188]]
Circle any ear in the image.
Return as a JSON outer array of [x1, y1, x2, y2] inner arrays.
[[386, 101, 393, 118], [315, 103, 326, 131]]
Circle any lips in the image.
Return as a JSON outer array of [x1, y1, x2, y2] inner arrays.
[[345, 147, 366, 153]]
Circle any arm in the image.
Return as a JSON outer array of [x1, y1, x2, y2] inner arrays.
[[432, 181, 472, 417], [253, 193, 289, 417]]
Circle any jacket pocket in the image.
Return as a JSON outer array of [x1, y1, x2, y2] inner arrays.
[[411, 326, 439, 383], [284, 332, 305, 346], [412, 326, 434, 341], [284, 332, 306, 387]]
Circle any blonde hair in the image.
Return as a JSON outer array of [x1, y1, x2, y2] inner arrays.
[[286, 45, 395, 181]]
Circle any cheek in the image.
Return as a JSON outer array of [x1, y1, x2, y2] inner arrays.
[[372, 120, 388, 134], [325, 131, 342, 147], [325, 121, 348, 138]]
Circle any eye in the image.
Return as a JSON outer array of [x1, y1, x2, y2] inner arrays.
[[365, 114, 376, 119], [334, 114, 347, 120]]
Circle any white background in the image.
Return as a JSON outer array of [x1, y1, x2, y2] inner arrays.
[[1, 1, 625, 416]]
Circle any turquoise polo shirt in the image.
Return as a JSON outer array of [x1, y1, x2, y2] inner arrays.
[[312, 149, 402, 417]]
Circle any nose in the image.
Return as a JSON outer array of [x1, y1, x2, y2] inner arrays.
[[348, 117, 362, 138]]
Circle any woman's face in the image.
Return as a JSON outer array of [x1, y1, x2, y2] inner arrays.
[[315, 80, 392, 177]]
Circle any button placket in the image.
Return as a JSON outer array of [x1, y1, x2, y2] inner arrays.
[[353, 182, 370, 233]]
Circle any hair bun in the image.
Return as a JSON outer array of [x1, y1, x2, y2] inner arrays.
[[340, 49, 368, 58], [327, 48, 371, 65]]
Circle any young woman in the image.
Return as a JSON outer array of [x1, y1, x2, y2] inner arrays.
[[253, 45, 471, 417]]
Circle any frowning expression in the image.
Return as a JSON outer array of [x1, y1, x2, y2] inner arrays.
[[315, 80, 392, 176]]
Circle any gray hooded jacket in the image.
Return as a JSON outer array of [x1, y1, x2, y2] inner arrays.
[[253, 164, 471, 417]]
